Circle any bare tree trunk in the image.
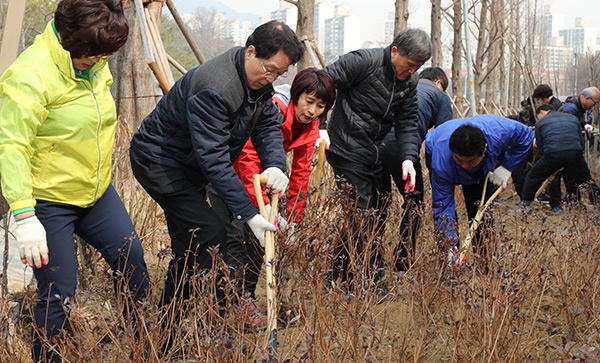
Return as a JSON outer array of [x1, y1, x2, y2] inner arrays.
[[508, 0, 520, 110], [473, 0, 488, 113], [484, 0, 503, 112], [394, 0, 409, 35], [111, 0, 161, 243], [285, 0, 316, 71], [112, 0, 157, 131], [451, 0, 465, 114], [430, 0, 443, 67]]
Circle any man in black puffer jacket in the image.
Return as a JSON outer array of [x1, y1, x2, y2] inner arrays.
[[323, 28, 432, 290], [382, 66, 453, 271]]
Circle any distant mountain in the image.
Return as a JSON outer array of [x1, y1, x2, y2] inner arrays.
[[170, 0, 260, 25]]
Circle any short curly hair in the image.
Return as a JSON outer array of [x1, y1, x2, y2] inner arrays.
[[54, 0, 128, 59]]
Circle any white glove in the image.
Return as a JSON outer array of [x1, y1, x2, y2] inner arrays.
[[315, 129, 330, 150], [489, 166, 511, 189], [261, 167, 288, 194], [11, 215, 49, 268], [402, 160, 417, 192], [584, 124, 594, 133], [264, 204, 289, 233], [246, 214, 276, 248]]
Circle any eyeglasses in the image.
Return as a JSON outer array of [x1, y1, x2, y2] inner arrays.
[[85, 54, 111, 61], [261, 62, 287, 81]]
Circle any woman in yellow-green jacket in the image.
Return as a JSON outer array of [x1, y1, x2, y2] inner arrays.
[[0, 1, 149, 361]]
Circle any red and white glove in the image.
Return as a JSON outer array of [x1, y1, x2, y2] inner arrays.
[[11, 214, 49, 268], [264, 204, 289, 234], [584, 124, 594, 133], [261, 167, 288, 194], [402, 160, 416, 192], [246, 214, 276, 248], [315, 130, 330, 150], [489, 166, 511, 189]]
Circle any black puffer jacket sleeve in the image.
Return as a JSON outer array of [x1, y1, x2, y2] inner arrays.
[[393, 76, 420, 163], [324, 47, 420, 165]]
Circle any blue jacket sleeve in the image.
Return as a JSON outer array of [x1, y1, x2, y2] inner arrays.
[[499, 122, 534, 171], [430, 170, 459, 242]]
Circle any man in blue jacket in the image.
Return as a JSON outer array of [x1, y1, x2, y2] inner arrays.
[[520, 104, 600, 213], [382, 66, 453, 271], [558, 86, 600, 125], [129, 21, 303, 349], [324, 28, 431, 288], [425, 115, 534, 258]]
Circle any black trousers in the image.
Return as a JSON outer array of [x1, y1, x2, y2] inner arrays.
[[381, 141, 424, 271], [130, 148, 227, 308], [425, 153, 497, 253], [325, 151, 387, 283], [521, 150, 600, 204], [512, 147, 563, 206], [206, 185, 263, 299]]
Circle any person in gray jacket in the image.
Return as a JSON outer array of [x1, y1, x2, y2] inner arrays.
[[129, 21, 303, 350], [324, 28, 431, 288], [382, 67, 453, 271]]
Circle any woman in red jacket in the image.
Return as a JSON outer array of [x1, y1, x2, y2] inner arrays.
[[235, 67, 336, 222], [209, 67, 336, 329]]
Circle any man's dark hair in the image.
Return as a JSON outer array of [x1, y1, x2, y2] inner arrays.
[[290, 68, 337, 115], [533, 84, 553, 100], [536, 103, 555, 114], [419, 67, 449, 91], [54, 0, 128, 58], [246, 20, 304, 65], [391, 28, 432, 63], [449, 124, 486, 157]]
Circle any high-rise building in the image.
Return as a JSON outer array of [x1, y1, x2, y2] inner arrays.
[[271, 1, 297, 33], [314, 0, 335, 53], [324, 5, 360, 61], [220, 19, 253, 46], [540, 4, 565, 46], [559, 19, 598, 54]]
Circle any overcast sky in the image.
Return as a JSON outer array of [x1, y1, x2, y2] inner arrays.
[[171, 0, 600, 44]]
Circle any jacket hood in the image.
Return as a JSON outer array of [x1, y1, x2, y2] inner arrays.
[[44, 20, 108, 81]]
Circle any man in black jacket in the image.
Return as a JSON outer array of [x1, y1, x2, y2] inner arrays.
[[129, 20, 303, 330], [382, 66, 453, 271], [324, 28, 431, 288], [519, 104, 600, 214]]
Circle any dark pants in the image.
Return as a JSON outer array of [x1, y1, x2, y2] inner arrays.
[[459, 181, 498, 255], [425, 154, 496, 253], [382, 141, 424, 271], [130, 148, 227, 310], [521, 150, 600, 204], [512, 147, 563, 207], [206, 185, 262, 299], [325, 151, 387, 284], [33, 184, 149, 363]]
